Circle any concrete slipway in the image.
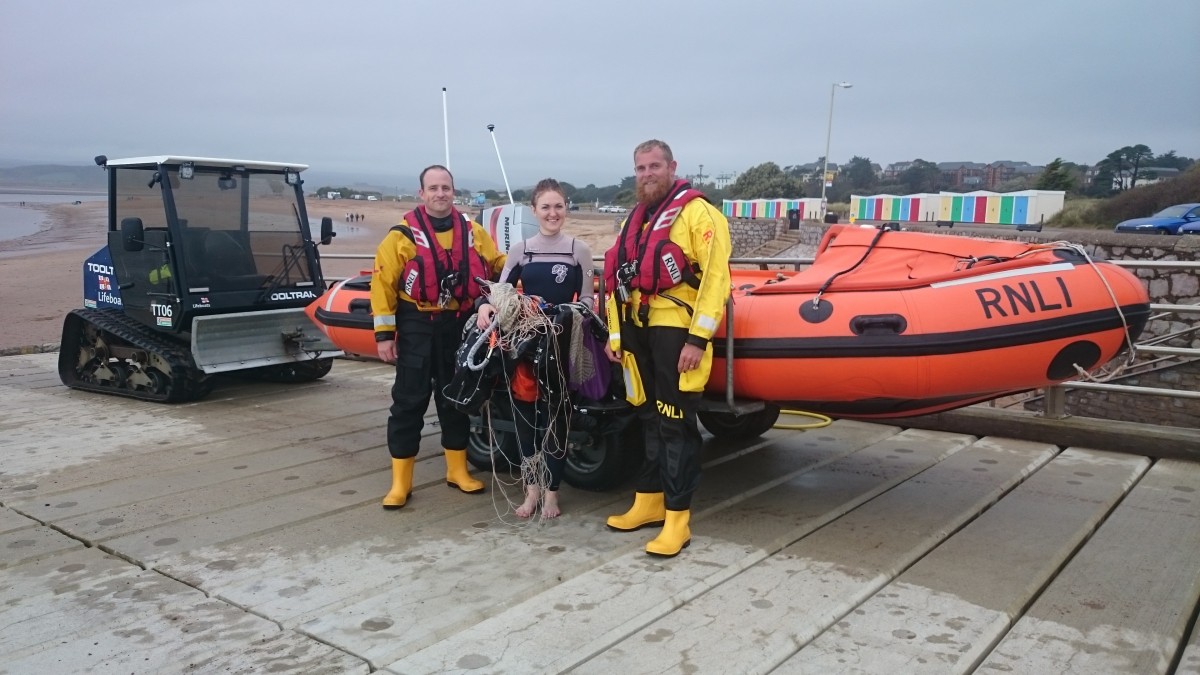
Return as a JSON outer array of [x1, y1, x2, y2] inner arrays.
[[1, 352, 1198, 674]]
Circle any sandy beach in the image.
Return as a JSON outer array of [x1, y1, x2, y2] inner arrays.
[[0, 198, 626, 353], [0, 199, 111, 352]]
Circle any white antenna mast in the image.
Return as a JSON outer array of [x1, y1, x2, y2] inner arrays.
[[442, 87, 450, 170], [487, 124, 514, 204]]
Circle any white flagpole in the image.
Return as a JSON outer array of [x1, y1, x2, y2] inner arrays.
[[442, 87, 450, 170], [487, 124, 514, 205]]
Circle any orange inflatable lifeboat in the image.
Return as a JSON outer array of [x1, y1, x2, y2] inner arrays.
[[305, 273, 379, 360], [305, 225, 1151, 419], [708, 225, 1150, 418]]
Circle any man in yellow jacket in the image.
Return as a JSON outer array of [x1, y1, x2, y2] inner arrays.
[[602, 140, 732, 557], [370, 165, 506, 509]]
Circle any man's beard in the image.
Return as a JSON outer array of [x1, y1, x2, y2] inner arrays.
[[636, 177, 672, 206]]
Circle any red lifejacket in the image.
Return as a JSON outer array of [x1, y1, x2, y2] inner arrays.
[[398, 206, 489, 306], [603, 180, 705, 297]]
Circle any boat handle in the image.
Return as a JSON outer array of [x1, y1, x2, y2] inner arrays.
[[850, 314, 908, 336]]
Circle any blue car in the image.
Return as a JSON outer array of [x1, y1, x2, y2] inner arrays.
[[1114, 203, 1200, 235]]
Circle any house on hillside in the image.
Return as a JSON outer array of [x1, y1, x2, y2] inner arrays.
[[985, 161, 1043, 190], [1083, 165, 1183, 191], [789, 162, 840, 182], [938, 161, 988, 189], [1124, 167, 1182, 189], [714, 171, 740, 189], [883, 161, 917, 180], [885, 159, 1044, 190]]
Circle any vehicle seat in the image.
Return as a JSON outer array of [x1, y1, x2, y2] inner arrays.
[[180, 226, 210, 284], [205, 230, 266, 289], [205, 231, 254, 274]]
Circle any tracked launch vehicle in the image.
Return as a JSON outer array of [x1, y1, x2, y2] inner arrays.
[[59, 155, 341, 402]]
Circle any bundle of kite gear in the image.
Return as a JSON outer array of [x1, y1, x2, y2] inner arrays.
[[461, 282, 615, 517], [442, 314, 504, 414], [481, 282, 612, 402]]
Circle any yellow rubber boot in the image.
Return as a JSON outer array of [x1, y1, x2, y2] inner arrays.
[[382, 457, 415, 509], [645, 509, 691, 557], [606, 492, 666, 531], [444, 449, 485, 494]]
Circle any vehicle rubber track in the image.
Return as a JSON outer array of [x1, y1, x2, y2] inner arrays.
[[244, 357, 334, 383], [58, 308, 213, 403]]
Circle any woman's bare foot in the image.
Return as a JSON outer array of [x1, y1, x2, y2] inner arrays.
[[515, 485, 539, 519], [542, 490, 561, 518]]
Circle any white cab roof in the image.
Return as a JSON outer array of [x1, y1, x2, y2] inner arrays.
[[104, 156, 308, 172]]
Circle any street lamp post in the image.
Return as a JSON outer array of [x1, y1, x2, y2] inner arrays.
[[820, 81, 853, 216]]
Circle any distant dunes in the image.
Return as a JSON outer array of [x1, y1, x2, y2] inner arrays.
[[0, 164, 105, 190]]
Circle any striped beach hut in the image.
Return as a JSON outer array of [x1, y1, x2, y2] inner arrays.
[[722, 198, 823, 220]]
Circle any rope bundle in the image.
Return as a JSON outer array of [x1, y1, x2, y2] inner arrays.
[[479, 281, 573, 522], [486, 282, 563, 354]]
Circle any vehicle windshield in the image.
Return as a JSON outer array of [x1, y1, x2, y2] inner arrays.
[[114, 167, 169, 228], [166, 167, 314, 291], [1154, 205, 1192, 218]]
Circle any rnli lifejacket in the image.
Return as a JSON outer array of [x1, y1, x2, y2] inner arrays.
[[603, 179, 704, 302], [398, 206, 489, 306]]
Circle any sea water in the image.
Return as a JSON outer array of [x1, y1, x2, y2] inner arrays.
[[0, 191, 105, 242]]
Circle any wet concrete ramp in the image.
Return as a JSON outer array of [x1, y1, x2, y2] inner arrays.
[[2, 353, 1198, 673]]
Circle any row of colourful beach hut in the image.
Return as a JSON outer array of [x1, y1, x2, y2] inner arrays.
[[852, 190, 1066, 226], [721, 198, 824, 220], [722, 190, 1066, 227]]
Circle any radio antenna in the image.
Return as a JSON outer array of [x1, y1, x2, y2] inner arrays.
[[487, 124, 514, 205]]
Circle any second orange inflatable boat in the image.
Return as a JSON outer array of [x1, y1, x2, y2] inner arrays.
[[707, 225, 1150, 417]]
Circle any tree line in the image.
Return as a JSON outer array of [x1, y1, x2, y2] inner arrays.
[[314, 144, 1193, 207], [725, 147, 1193, 202], [510, 145, 1194, 205]]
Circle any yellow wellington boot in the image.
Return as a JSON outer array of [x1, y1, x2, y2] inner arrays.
[[382, 457, 415, 509], [645, 509, 691, 558], [606, 492, 666, 532], [444, 449, 485, 494]]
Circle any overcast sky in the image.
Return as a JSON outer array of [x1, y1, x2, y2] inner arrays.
[[2, 0, 1197, 190]]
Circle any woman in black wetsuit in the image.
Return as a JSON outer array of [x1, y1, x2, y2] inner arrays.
[[477, 178, 594, 518]]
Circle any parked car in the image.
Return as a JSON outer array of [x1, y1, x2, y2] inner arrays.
[[1114, 203, 1200, 235], [1181, 211, 1200, 235]]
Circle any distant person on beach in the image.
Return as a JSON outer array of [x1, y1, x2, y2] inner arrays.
[[475, 178, 595, 519], [601, 139, 732, 557], [370, 164, 507, 509]]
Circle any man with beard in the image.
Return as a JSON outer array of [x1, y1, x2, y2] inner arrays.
[[371, 164, 507, 510], [602, 140, 732, 557]]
